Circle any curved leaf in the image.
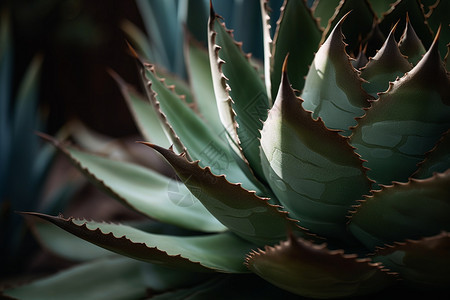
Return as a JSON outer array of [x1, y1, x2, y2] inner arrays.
[[144, 143, 307, 246], [360, 23, 412, 97], [261, 63, 372, 242], [45, 138, 226, 233], [301, 15, 374, 135], [321, 0, 375, 54], [312, 0, 341, 30], [271, 0, 322, 99], [349, 170, 450, 250], [110, 71, 171, 148], [24, 213, 255, 273], [246, 236, 395, 298], [185, 35, 224, 136], [136, 56, 266, 195], [350, 32, 450, 185], [208, 5, 269, 180], [378, 0, 433, 49], [398, 15, 426, 65]]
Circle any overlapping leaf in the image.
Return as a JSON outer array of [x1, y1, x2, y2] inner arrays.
[[351, 32, 450, 185], [144, 143, 307, 246], [261, 62, 372, 242], [24, 213, 256, 273], [246, 236, 395, 298]]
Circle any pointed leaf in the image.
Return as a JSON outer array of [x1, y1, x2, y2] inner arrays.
[[312, 0, 341, 30], [350, 33, 450, 185], [185, 35, 224, 135], [271, 0, 322, 99], [261, 64, 372, 241], [3, 257, 153, 300], [24, 213, 255, 273], [373, 232, 450, 289], [301, 16, 374, 135], [360, 23, 412, 97], [46, 138, 226, 233], [144, 143, 306, 246], [208, 6, 269, 180], [246, 236, 395, 298], [136, 57, 265, 194], [398, 15, 426, 65], [31, 217, 112, 261], [321, 0, 376, 54], [349, 171, 450, 250], [378, 0, 433, 49], [111, 71, 171, 148]]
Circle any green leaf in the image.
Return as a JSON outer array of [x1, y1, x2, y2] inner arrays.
[[185, 35, 224, 136], [137, 57, 266, 195], [301, 15, 374, 135], [378, 0, 433, 49], [360, 23, 412, 97], [367, 0, 398, 19], [46, 138, 226, 233], [373, 232, 450, 289], [261, 64, 372, 242], [350, 34, 450, 185], [246, 236, 395, 298], [321, 0, 375, 54], [271, 0, 322, 100], [398, 15, 426, 65], [3, 257, 152, 300], [31, 216, 115, 261], [208, 6, 269, 180], [24, 213, 256, 273], [110, 71, 171, 148], [144, 143, 306, 246], [349, 170, 450, 250], [413, 130, 450, 179], [120, 19, 153, 61], [426, 0, 450, 60], [312, 0, 341, 30]]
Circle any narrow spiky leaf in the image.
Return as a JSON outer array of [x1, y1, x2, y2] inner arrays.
[[301, 15, 374, 135], [321, 0, 376, 54], [398, 14, 426, 65], [208, 5, 269, 180], [360, 23, 412, 97], [351, 31, 450, 185], [271, 0, 322, 99], [185, 35, 224, 136], [143, 143, 307, 246], [378, 0, 433, 48], [311, 0, 341, 30], [261, 62, 372, 242], [23, 213, 256, 273], [246, 236, 395, 298], [110, 71, 171, 148], [373, 232, 450, 289], [134, 54, 265, 194], [349, 170, 450, 250], [43, 136, 226, 233]]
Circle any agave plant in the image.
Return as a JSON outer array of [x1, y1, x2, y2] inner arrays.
[[5, 0, 449, 299]]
